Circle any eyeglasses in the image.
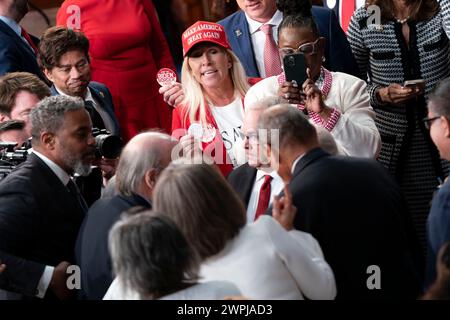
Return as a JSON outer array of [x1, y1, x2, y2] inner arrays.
[[423, 116, 441, 130], [279, 38, 321, 57]]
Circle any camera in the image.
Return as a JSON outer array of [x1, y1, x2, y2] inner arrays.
[[0, 140, 31, 181], [92, 128, 123, 159]]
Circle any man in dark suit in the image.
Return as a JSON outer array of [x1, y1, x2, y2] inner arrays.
[[75, 131, 177, 300], [38, 26, 121, 206], [0, 0, 45, 80], [258, 104, 422, 299], [0, 95, 95, 299], [218, 0, 360, 78]]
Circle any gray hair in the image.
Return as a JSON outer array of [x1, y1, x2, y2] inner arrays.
[[30, 95, 84, 144], [315, 126, 338, 155], [109, 209, 199, 299], [246, 96, 284, 112], [429, 77, 450, 118], [115, 131, 175, 196], [257, 104, 317, 152]]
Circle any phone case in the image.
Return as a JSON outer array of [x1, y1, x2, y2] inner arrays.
[[283, 53, 308, 86]]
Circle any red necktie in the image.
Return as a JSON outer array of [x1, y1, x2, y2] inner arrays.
[[254, 175, 273, 220], [261, 24, 282, 77], [21, 28, 38, 55], [341, 0, 356, 34]]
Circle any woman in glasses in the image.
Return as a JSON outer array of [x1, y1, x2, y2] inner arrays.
[[245, 1, 380, 158], [347, 0, 450, 258]]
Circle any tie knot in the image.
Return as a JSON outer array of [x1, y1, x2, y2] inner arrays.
[[260, 24, 273, 35], [262, 174, 273, 186]]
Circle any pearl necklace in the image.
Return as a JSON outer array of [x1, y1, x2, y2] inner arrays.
[[395, 16, 410, 24]]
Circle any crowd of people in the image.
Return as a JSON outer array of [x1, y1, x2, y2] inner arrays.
[[1, 0, 450, 300]]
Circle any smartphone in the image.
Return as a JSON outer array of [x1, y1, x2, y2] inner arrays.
[[403, 79, 425, 87], [283, 53, 308, 87]]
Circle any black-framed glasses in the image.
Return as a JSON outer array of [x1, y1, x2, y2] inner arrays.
[[423, 116, 441, 130], [279, 38, 321, 57]]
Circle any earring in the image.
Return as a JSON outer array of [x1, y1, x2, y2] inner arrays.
[[322, 56, 326, 62]]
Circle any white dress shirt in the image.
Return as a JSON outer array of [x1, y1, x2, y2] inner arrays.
[[32, 150, 72, 298], [245, 10, 283, 78], [54, 86, 115, 133], [246, 169, 284, 223]]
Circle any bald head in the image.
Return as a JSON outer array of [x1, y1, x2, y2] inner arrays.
[[116, 132, 178, 198]]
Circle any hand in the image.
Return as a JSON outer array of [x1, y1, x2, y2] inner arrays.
[[272, 184, 297, 231], [180, 134, 202, 159], [278, 80, 302, 105], [0, 262, 5, 274], [377, 83, 422, 106], [159, 82, 184, 107], [302, 68, 332, 120], [92, 157, 118, 181], [49, 261, 72, 300]]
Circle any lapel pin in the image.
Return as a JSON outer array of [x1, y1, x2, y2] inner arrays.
[[235, 29, 242, 37]]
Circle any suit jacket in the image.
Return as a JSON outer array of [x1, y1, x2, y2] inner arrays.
[[227, 163, 257, 208], [0, 153, 86, 298], [50, 82, 121, 136], [0, 19, 45, 81], [283, 148, 422, 299], [75, 193, 152, 300], [218, 7, 360, 78]]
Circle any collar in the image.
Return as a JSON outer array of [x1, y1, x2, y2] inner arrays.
[[0, 15, 21, 37], [255, 168, 281, 182], [291, 153, 305, 174], [54, 85, 94, 104], [246, 10, 283, 35], [32, 150, 71, 185]]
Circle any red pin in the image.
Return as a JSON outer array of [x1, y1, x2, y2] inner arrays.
[[156, 68, 177, 87]]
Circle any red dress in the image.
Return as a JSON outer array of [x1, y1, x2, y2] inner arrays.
[[57, 0, 176, 141]]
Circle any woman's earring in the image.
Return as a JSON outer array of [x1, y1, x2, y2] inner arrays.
[[322, 56, 326, 62]]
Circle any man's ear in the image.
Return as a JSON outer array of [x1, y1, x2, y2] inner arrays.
[[43, 68, 54, 83], [144, 169, 158, 190], [41, 131, 55, 149], [442, 116, 450, 138]]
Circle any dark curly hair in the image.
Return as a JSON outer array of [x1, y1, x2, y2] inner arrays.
[[276, 0, 312, 17]]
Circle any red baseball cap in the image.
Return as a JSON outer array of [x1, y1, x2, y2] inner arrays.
[[182, 21, 231, 57]]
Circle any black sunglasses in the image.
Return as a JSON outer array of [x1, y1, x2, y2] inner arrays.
[[423, 116, 441, 130]]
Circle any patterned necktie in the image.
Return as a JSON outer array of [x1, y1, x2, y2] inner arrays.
[[254, 175, 273, 220], [20, 28, 38, 55], [260, 24, 282, 77], [341, 0, 356, 33], [66, 179, 88, 213], [84, 100, 105, 130]]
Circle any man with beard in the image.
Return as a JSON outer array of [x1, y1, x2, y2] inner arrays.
[[0, 0, 45, 80], [0, 95, 95, 300], [38, 26, 120, 205]]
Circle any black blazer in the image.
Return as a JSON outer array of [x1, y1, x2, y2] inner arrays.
[[0, 19, 46, 81], [227, 163, 257, 208], [75, 193, 152, 300], [0, 153, 86, 297], [286, 148, 422, 299]]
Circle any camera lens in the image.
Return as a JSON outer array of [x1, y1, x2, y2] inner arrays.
[[287, 56, 295, 67]]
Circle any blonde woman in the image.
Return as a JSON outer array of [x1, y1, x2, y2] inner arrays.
[[172, 21, 250, 176]]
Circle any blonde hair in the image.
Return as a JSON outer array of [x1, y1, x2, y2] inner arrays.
[[180, 48, 249, 126]]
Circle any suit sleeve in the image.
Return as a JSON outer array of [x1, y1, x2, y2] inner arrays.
[[262, 217, 337, 299], [0, 188, 46, 297], [326, 10, 361, 78], [141, 0, 176, 73], [0, 39, 22, 76]]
